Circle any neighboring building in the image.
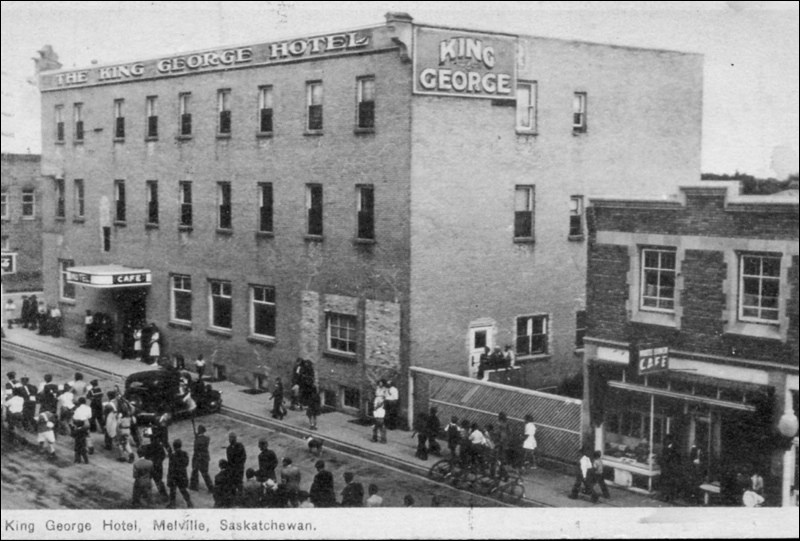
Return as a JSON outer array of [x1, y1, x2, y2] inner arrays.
[[36, 13, 702, 417], [584, 183, 798, 505], [1, 153, 44, 292]]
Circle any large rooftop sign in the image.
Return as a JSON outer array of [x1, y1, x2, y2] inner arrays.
[[413, 27, 516, 100], [40, 30, 374, 91]]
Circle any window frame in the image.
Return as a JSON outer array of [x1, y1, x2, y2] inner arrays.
[[573, 92, 587, 134], [54, 178, 65, 219], [114, 179, 126, 223], [738, 253, 781, 325], [356, 76, 375, 130], [179, 92, 192, 136], [146, 95, 158, 139], [217, 89, 232, 135], [513, 185, 535, 241], [640, 248, 677, 313], [170, 274, 192, 324], [73, 103, 84, 142], [258, 182, 273, 234], [569, 195, 584, 239], [306, 81, 323, 132], [306, 183, 323, 237], [208, 279, 233, 331], [250, 284, 276, 339], [179, 181, 192, 227], [515, 314, 549, 358], [146, 180, 159, 225], [516, 81, 538, 133], [258, 85, 274, 135], [217, 181, 232, 231], [0, 190, 8, 220], [356, 184, 375, 241], [326, 312, 357, 356], [21, 188, 35, 219], [114, 98, 125, 139], [55, 105, 65, 142], [60, 258, 76, 301], [575, 309, 587, 350], [73, 179, 84, 219]]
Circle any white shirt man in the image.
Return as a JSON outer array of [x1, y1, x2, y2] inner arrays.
[[57, 386, 75, 415]]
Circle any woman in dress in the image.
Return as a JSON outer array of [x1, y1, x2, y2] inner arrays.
[[148, 324, 161, 364], [522, 413, 538, 470]]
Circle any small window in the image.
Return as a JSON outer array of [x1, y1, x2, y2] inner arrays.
[[327, 312, 357, 354], [114, 99, 125, 139], [179, 93, 192, 136], [342, 386, 361, 409], [60, 259, 75, 300], [516, 314, 548, 356], [102, 226, 111, 252], [73, 103, 84, 141], [179, 181, 192, 227], [569, 195, 584, 238], [306, 81, 323, 131], [171, 274, 192, 323], [250, 285, 276, 338], [516, 81, 537, 132], [217, 182, 232, 230], [209, 280, 232, 330], [55, 179, 65, 218], [55, 105, 65, 142], [146, 180, 159, 225], [258, 183, 273, 233], [514, 185, 535, 240], [356, 185, 375, 240], [73, 179, 84, 219], [146, 96, 158, 138], [218, 89, 231, 135], [22, 188, 35, 218], [258, 86, 273, 134], [575, 310, 586, 349], [114, 179, 126, 222], [739, 254, 781, 324], [306, 184, 323, 236], [573, 92, 587, 133], [356, 76, 375, 129], [641, 248, 676, 312], [0, 191, 8, 220]]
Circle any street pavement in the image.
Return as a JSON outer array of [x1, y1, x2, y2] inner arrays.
[[1, 326, 675, 508]]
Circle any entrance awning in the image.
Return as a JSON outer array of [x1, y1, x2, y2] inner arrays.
[[66, 265, 151, 288]]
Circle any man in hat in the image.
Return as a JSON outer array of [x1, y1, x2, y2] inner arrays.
[[340, 471, 364, 507], [166, 439, 193, 508], [226, 432, 247, 496], [257, 437, 278, 483], [189, 424, 213, 492], [309, 459, 336, 508], [19, 376, 38, 432]]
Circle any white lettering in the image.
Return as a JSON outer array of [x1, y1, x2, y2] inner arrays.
[[451, 70, 467, 91], [289, 40, 308, 56], [326, 34, 347, 51], [419, 68, 437, 90]]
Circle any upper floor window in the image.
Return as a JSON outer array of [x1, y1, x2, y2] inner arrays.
[[1, 191, 8, 219], [217, 89, 231, 135], [171, 274, 192, 323], [641, 248, 676, 312], [258, 183, 273, 233], [516, 314, 549, 357], [114, 99, 125, 139], [327, 312, 357, 354], [21, 188, 35, 218], [209, 280, 232, 330], [73, 103, 84, 141], [250, 285, 276, 339], [306, 81, 323, 132], [217, 182, 232, 230], [146, 180, 159, 225], [356, 185, 374, 240], [60, 259, 75, 300], [516, 81, 537, 133], [179, 93, 192, 136], [306, 184, 323, 236], [575, 310, 587, 349], [514, 185, 535, 240], [146, 96, 158, 139], [179, 181, 192, 227], [55, 179, 65, 218], [73, 179, 84, 219], [573, 92, 587, 133], [258, 86, 273, 134], [55, 105, 65, 142], [569, 195, 584, 238], [114, 179, 126, 222], [356, 76, 375, 129], [739, 254, 780, 324]]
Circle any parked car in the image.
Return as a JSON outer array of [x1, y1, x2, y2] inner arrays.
[[123, 369, 222, 425]]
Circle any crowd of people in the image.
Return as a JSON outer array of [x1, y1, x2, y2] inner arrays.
[[5, 294, 63, 337], [476, 345, 515, 380]]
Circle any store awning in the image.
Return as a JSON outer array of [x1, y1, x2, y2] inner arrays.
[[66, 265, 151, 288]]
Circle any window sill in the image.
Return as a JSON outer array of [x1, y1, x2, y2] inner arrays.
[[216, 228, 234, 236], [631, 310, 678, 329], [73, 140, 84, 146], [114, 220, 126, 227], [513, 237, 536, 244], [206, 327, 233, 338], [515, 130, 538, 137], [178, 224, 193, 232], [59, 298, 76, 306], [323, 350, 357, 362], [145, 223, 159, 230], [574, 347, 585, 355], [354, 127, 375, 135], [247, 335, 276, 345], [568, 234, 585, 242], [176, 135, 193, 141], [55, 140, 65, 145], [303, 130, 324, 137], [353, 238, 376, 245], [55, 216, 66, 222], [216, 133, 232, 140], [73, 217, 85, 224], [145, 136, 159, 142], [168, 320, 193, 330], [256, 132, 274, 139], [304, 234, 324, 242], [515, 354, 551, 364], [113, 137, 126, 143], [21, 216, 36, 221], [255, 231, 274, 239], [723, 321, 783, 342], [572, 129, 587, 136]]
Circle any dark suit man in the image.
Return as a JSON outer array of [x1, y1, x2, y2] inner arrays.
[[213, 459, 237, 508], [166, 439, 193, 508], [132, 449, 154, 508], [226, 432, 247, 496], [340, 471, 364, 507], [190, 425, 213, 491], [309, 459, 337, 508], [257, 438, 278, 482]]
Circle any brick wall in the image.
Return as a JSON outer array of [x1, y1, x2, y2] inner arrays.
[[1, 153, 43, 292]]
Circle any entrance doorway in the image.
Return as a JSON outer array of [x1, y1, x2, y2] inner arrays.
[[112, 287, 148, 358], [468, 324, 493, 379]]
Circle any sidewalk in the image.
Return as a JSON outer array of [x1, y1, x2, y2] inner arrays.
[[2, 327, 674, 508]]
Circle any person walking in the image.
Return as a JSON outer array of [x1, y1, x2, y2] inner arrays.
[[213, 459, 237, 508], [38, 373, 59, 415], [226, 432, 247, 496], [116, 409, 135, 463], [569, 448, 599, 503], [36, 409, 57, 458], [372, 397, 387, 444], [144, 439, 169, 500], [102, 390, 118, 451], [427, 407, 442, 456], [148, 324, 161, 364], [412, 411, 429, 460], [309, 459, 337, 508], [4, 387, 25, 443], [131, 448, 154, 508], [257, 437, 278, 482], [384, 380, 400, 430], [271, 377, 285, 420], [340, 471, 364, 507], [56, 383, 76, 436], [72, 419, 90, 464], [189, 425, 214, 492], [86, 380, 103, 433], [166, 439, 193, 508], [306, 386, 320, 430], [19, 376, 38, 432], [194, 354, 206, 380], [280, 457, 301, 507], [593, 450, 611, 499], [72, 397, 95, 455], [522, 413, 538, 470], [445, 416, 461, 459]]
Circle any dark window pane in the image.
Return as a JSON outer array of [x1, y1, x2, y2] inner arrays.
[[115, 117, 125, 138], [148, 115, 158, 138], [175, 291, 192, 321], [308, 104, 323, 130], [181, 113, 192, 135], [75, 121, 84, 140], [516, 335, 530, 356], [213, 297, 232, 329], [260, 108, 273, 133], [762, 257, 780, 277], [181, 204, 192, 226], [358, 101, 374, 128], [514, 211, 532, 238], [260, 184, 273, 233], [219, 110, 231, 134], [254, 303, 276, 337], [57, 122, 65, 141], [103, 226, 111, 252], [569, 215, 582, 236]]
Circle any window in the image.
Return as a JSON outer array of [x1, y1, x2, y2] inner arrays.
[[258, 86, 273, 134], [739, 254, 780, 323], [0, 191, 7, 219], [217, 182, 232, 230], [343, 387, 360, 409], [171, 274, 192, 323], [569, 195, 584, 238], [114, 179, 126, 222], [516, 315, 548, 356], [73, 179, 84, 219], [179, 181, 192, 227], [114, 99, 125, 139], [250, 285, 276, 338], [22, 188, 35, 218], [146, 180, 158, 225], [55, 179, 65, 218], [258, 183, 273, 233], [573, 92, 587, 133], [575, 310, 586, 349], [306, 184, 323, 236], [356, 76, 375, 129], [209, 280, 232, 330], [514, 185, 535, 240], [516, 81, 537, 132], [327, 313, 357, 354], [146, 96, 158, 138], [102, 226, 111, 252], [306, 81, 323, 131], [60, 259, 75, 300], [641, 248, 676, 312], [179, 93, 192, 136], [73, 103, 84, 141], [217, 89, 231, 135], [55, 105, 65, 142], [356, 185, 374, 240]]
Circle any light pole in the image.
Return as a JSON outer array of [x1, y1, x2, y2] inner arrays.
[[778, 411, 799, 507]]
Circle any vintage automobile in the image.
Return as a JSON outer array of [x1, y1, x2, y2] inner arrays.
[[123, 369, 222, 425]]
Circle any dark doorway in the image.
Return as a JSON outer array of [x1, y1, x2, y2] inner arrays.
[[113, 287, 148, 358]]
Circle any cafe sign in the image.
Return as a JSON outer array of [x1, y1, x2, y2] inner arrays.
[[413, 27, 516, 100], [66, 265, 152, 288], [638, 346, 669, 376]]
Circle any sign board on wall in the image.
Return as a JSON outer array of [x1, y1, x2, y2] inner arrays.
[[1, 252, 17, 275], [638, 346, 669, 376], [413, 27, 516, 100]]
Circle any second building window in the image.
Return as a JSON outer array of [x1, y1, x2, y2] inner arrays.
[[209, 280, 232, 330]]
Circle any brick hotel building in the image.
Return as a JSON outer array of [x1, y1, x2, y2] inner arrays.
[[37, 13, 702, 416]]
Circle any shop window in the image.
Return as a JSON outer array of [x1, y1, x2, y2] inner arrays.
[[306, 184, 323, 237], [739, 254, 780, 324], [516, 81, 537, 133], [146, 180, 158, 225], [179, 181, 192, 227], [21, 188, 35, 218], [217, 89, 231, 135], [73, 179, 84, 219], [114, 99, 125, 139], [573, 92, 587, 133], [258, 86, 273, 134], [73, 103, 84, 141], [55, 105, 64, 142], [258, 183, 273, 233], [356, 185, 374, 240], [514, 185, 535, 241], [327, 312, 357, 354], [516, 314, 548, 357], [146, 95, 158, 139], [575, 310, 586, 349], [55, 179, 65, 218], [209, 280, 232, 330], [217, 182, 232, 230], [179, 93, 192, 136], [641, 248, 676, 312], [171, 274, 192, 323], [114, 179, 126, 222], [60, 259, 75, 300], [306, 81, 323, 132], [569, 195, 584, 238], [343, 386, 360, 409], [250, 285, 276, 338], [1, 191, 8, 220], [356, 76, 375, 129]]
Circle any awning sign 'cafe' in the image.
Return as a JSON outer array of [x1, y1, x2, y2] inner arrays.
[[637, 346, 669, 376], [66, 266, 151, 289]]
